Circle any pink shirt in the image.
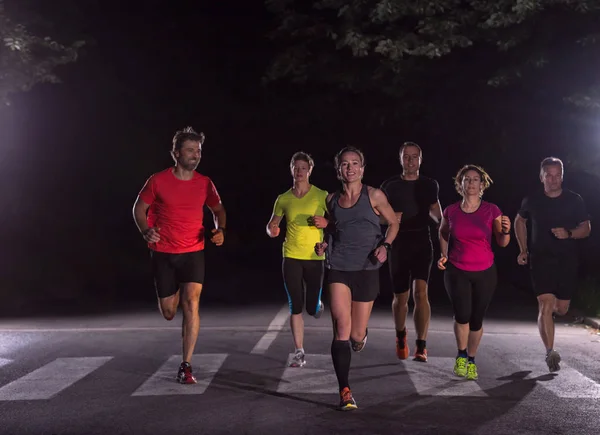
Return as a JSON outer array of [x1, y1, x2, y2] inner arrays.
[[443, 201, 502, 272]]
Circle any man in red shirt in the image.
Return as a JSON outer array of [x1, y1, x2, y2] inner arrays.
[[132, 126, 226, 384]]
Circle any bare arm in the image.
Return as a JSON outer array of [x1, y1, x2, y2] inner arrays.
[[266, 214, 283, 237], [570, 220, 591, 239], [370, 188, 399, 245], [208, 203, 226, 230], [492, 216, 510, 248], [429, 201, 442, 225], [133, 196, 151, 234], [514, 214, 528, 254], [438, 216, 449, 258]]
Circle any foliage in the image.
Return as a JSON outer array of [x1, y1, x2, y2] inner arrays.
[[265, 0, 600, 108], [0, 0, 84, 105]]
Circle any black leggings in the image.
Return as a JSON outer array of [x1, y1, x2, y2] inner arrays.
[[282, 258, 324, 315], [444, 262, 497, 331]]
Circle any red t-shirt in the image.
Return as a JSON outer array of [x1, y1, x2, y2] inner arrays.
[[138, 168, 221, 253], [443, 201, 502, 272]]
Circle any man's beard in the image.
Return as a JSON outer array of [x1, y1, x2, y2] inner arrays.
[[180, 160, 199, 171]]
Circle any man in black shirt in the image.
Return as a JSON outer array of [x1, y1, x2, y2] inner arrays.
[[514, 157, 591, 373], [380, 142, 442, 362]]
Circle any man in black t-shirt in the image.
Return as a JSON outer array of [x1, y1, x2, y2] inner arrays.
[[380, 142, 442, 362], [515, 156, 591, 373]]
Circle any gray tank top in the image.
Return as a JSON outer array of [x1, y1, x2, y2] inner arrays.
[[326, 185, 384, 271]]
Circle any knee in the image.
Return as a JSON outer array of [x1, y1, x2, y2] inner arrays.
[[413, 287, 428, 304], [393, 292, 409, 306], [555, 304, 569, 316], [538, 300, 555, 316], [333, 318, 351, 340], [469, 319, 483, 331], [160, 306, 177, 321]]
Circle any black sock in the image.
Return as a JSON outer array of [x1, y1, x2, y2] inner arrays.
[[416, 339, 426, 351], [457, 348, 468, 358], [331, 340, 351, 391], [468, 356, 475, 363], [396, 328, 407, 341]]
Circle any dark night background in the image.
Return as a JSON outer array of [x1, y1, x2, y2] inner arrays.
[[2, 0, 600, 317]]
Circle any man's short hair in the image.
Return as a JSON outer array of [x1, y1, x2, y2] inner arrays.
[[540, 156, 564, 176], [172, 126, 205, 154]]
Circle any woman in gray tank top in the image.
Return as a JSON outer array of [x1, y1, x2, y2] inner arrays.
[[315, 146, 399, 411]]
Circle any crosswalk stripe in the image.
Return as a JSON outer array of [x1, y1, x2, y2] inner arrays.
[[0, 357, 113, 401], [276, 353, 338, 394], [519, 358, 600, 399], [0, 358, 13, 369], [401, 357, 487, 397], [131, 354, 228, 396]]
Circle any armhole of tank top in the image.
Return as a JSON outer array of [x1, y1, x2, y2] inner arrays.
[[364, 185, 380, 217]]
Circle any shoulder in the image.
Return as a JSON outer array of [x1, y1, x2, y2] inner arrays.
[[367, 185, 387, 201], [419, 175, 439, 188], [312, 185, 329, 197], [563, 189, 584, 202], [482, 201, 502, 216], [443, 202, 460, 216], [276, 189, 293, 202], [145, 168, 172, 186], [380, 175, 403, 191]]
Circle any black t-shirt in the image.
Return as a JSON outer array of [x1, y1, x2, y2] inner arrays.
[[518, 189, 589, 256], [380, 175, 439, 234]]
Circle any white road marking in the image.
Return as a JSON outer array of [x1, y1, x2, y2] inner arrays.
[[250, 303, 290, 354], [0, 357, 112, 401], [277, 353, 338, 394], [519, 358, 600, 399], [131, 354, 228, 396], [402, 357, 487, 397]]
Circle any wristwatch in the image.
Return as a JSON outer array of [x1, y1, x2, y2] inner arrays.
[[381, 242, 392, 251], [567, 230, 572, 239]]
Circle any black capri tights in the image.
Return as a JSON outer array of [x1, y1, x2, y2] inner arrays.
[[282, 258, 325, 315], [444, 262, 497, 331]]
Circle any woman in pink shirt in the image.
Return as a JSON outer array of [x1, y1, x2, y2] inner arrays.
[[437, 165, 511, 381]]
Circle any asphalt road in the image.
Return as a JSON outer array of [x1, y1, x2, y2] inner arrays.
[[0, 302, 599, 435]]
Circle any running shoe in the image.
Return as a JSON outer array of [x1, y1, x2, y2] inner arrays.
[[466, 362, 478, 380], [453, 356, 468, 377], [351, 328, 368, 352], [176, 361, 197, 384], [313, 301, 325, 319], [413, 347, 428, 363], [289, 350, 306, 367], [396, 330, 409, 360], [546, 349, 561, 372], [339, 387, 358, 411]]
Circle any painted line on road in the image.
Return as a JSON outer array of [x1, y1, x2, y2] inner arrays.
[[520, 358, 600, 399], [277, 353, 338, 394], [402, 357, 487, 397], [132, 354, 228, 397], [0, 356, 112, 401], [250, 303, 290, 354]]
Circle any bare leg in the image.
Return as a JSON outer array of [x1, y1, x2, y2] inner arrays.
[[180, 282, 202, 364]]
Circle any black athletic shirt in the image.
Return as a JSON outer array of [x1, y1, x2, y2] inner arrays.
[[517, 189, 589, 256], [380, 175, 439, 234]]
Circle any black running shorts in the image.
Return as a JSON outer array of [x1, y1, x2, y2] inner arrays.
[[150, 250, 205, 298], [327, 269, 380, 302], [530, 254, 578, 301], [388, 233, 433, 294]]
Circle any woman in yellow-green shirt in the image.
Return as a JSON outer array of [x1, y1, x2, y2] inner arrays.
[[266, 151, 329, 368]]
